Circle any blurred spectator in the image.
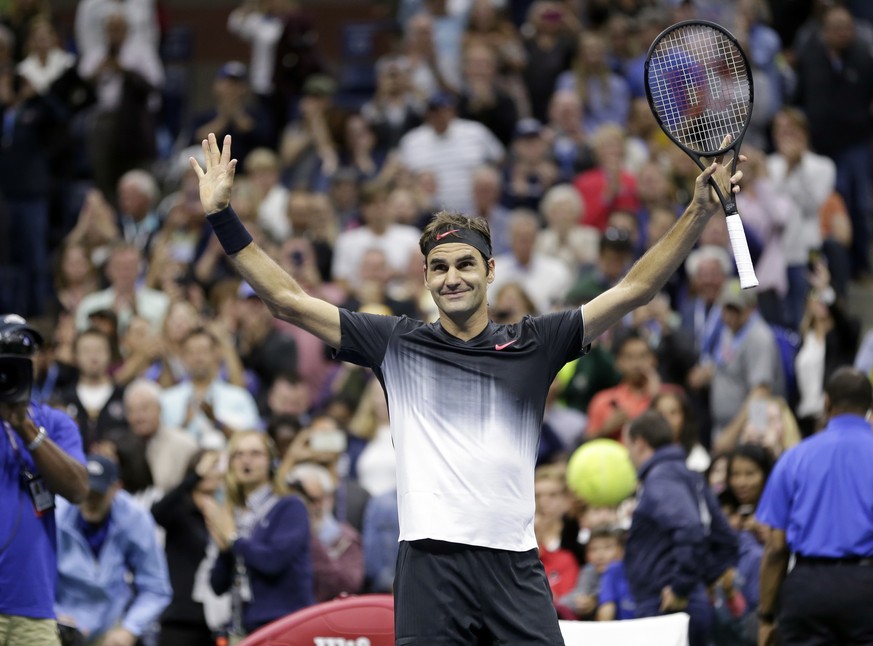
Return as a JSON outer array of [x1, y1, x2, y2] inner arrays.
[[544, 88, 595, 185], [489, 281, 538, 325], [236, 281, 299, 397], [55, 454, 172, 646], [767, 107, 835, 329], [278, 73, 343, 190], [227, 0, 295, 134], [342, 248, 419, 318], [457, 40, 519, 146], [122, 379, 199, 494], [398, 91, 505, 213], [361, 487, 399, 593], [490, 209, 572, 314], [331, 183, 422, 293], [733, 148, 791, 327], [681, 245, 732, 361], [625, 411, 738, 646], [189, 61, 274, 177], [152, 450, 227, 646], [534, 464, 580, 608], [75, 0, 160, 69], [463, 0, 528, 115], [708, 281, 785, 441], [521, 1, 578, 122], [116, 169, 162, 256], [340, 113, 398, 184], [55, 328, 127, 452], [265, 373, 313, 426], [573, 124, 640, 231], [0, 69, 64, 316], [566, 226, 635, 303], [16, 16, 74, 95], [817, 190, 853, 298], [288, 461, 365, 602], [277, 414, 371, 533], [651, 390, 710, 473], [204, 431, 314, 636], [716, 390, 803, 459], [402, 13, 454, 99], [502, 118, 559, 211], [53, 240, 100, 317], [556, 30, 631, 133], [242, 147, 289, 243], [78, 9, 163, 201], [794, 262, 859, 434], [271, 2, 324, 120], [361, 54, 424, 151], [470, 165, 512, 255], [586, 328, 664, 441], [1, 0, 49, 61], [160, 326, 260, 449], [348, 378, 396, 498], [559, 525, 625, 620], [76, 242, 170, 334], [793, 5, 873, 277]]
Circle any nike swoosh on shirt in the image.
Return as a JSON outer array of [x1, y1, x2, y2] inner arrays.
[[495, 340, 517, 351], [435, 229, 461, 241]]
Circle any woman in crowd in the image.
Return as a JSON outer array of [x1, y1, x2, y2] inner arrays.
[[205, 431, 314, 638]]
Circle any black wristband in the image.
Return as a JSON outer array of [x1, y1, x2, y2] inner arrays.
[[206, 206, 253, 255]]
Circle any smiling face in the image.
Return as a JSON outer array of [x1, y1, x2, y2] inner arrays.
[[425, 243, 494, 322]]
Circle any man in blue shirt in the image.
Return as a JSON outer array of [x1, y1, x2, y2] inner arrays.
[[55, 454, 172, 645], [756, 367, 873, 646], [0, 315, 88, 645]]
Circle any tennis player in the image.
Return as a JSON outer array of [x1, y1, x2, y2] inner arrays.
[[191, 133, 743, 644]]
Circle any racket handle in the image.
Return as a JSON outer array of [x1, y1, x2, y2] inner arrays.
[[725, 212, 759, 289]]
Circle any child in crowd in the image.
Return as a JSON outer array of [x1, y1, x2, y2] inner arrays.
[[559, 525, 625, 620]]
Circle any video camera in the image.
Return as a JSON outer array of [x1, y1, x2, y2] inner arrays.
[[0, 314, 43, 404]]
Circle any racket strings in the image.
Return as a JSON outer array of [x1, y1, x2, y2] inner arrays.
[[648, 25, 751, 154]]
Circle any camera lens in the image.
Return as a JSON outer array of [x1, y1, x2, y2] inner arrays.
[[0, 357, 33, 404]]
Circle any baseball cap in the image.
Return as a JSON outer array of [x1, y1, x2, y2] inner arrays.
[[302, 74, 337, 96], [426, 91, 457, 110], [216, 61, 248, 81], [86, 454, 119, 494], [718, 278, 757, 310], [514, 118, 543, 138]]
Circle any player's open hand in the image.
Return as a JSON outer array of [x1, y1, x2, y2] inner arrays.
[[189, 133, 237, 215]]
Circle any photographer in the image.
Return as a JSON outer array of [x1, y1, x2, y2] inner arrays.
[[0, 314, 88, 644]]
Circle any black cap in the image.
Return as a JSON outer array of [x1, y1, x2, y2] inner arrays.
[[86, 454, 119, 494], [0, 314, 43, 357], [514, 118, 543, 138]]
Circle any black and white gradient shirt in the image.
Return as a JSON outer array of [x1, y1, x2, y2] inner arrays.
[[336, 308, 585, 551]]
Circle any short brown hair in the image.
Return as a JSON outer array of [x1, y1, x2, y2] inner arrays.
[[419, 211, 493, 263]]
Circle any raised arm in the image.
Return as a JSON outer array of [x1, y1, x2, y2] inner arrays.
[[189, 134, 341, 349], [581, 148, 743, 347]]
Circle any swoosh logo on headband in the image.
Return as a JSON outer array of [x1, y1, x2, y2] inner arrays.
[[435, 229, 461, 241]]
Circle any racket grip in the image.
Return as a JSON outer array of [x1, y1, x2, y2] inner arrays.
[[725, 213, 759, 289]]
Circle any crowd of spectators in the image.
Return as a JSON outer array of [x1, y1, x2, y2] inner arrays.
[[2, 0, 873, 644]]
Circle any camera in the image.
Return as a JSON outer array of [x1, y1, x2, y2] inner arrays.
[[0, 314, 42, 404]]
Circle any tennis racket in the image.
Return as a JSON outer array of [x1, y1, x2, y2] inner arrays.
[[644, 20, 759, 289]]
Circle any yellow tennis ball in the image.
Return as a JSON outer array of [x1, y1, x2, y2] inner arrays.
[[566, 439, 637, 506]]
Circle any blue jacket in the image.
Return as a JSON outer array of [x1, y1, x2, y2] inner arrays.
[[211, 495, 314, 633], [55, 490, 172, 639], [625, 445, 736, 602]]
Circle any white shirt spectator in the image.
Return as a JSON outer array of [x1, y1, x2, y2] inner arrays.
[[75, 0, 161, 69], [160, 380, 261, 449], [257, 184, 292, 242], [489, 252, 573, 314], [767, 150, 835, 266], [17, 49, 75, 94], [76, 286, 169, 334], [331, 224, 422, 289], [399, 118, 504, 213], [227, 7, 285, 95]]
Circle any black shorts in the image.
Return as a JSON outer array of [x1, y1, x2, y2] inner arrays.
[[394, 539, 565, 645]]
